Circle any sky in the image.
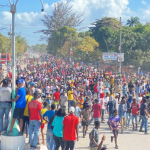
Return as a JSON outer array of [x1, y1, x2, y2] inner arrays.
[[0, 0, 150, 46]]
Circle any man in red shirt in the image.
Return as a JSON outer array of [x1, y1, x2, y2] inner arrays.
[[131, 98, 140, 130], [92, 99, 102, 122], [93, 83, 98, 98], [53, 89, 60, 109], [28, 89, 43, 149], [63, 107, 79, 150]]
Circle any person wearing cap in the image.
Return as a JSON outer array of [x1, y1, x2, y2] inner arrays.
[[0, 79, 12, 134], [63, 107, 79, 150], [8, 78, 26, 135], [28, 90, 43, 149]]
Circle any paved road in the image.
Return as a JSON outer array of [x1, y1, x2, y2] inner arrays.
[[34, 113, 150, 150]]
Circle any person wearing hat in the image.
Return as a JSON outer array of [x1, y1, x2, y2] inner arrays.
[[8, 78, 26, 135], [63, 107, 79, 150], [45, 94, 52, 110], [0, 79, 12, 134]]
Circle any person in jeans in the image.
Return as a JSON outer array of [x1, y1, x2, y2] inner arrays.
[[43, 104, 56, 150], [118, 98, 127, 133], [52, 108, 66, 150], [126, 96, 132, 129], [28, 89, 43, 149], [0, 79, 12, 134], [63, 107, 79, 150], [131, 98, 140, 130], [139, 97, 149, 134]]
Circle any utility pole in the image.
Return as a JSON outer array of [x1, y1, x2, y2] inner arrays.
[[6, 0, 44, 137], [119, 17, 122, 74]]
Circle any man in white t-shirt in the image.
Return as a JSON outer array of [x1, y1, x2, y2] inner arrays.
[[45, 84, 50, 96]]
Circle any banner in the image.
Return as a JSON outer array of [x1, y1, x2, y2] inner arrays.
[[102, 52, 118, 61]]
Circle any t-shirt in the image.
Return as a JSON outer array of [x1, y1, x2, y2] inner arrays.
[[131, 103, 140, 115], [28, 100, 42, 121], [42, 108, 47, 123], [43, 110, 55, 129], [94, 85, 98, 93], [92, 104, 102, 118], [74, 106, 81, 117], [90, 128, 99, 148], [108, 115, 120, 129], [53, 92, 60, 101], [60, 95, 67, 106], [80, 109, 90, 122], [24, 95, 33, 116], [0, 87, 12, 102], [68, 91, 74, 101], [16, 87, 26, 108], [46, 86, 50, 94], [140, 103, 147, 116], [63, 114, 79, 141], [52, 116, 64, 137]]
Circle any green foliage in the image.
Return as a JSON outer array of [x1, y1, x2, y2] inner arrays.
[[126, 17, 141, 27], [30, 44, 47, 53], [47, 26, 78, 55], [0, 33, 27, 55]]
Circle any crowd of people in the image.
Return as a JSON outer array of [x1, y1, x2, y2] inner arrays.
[[0, 54, 150, 150]]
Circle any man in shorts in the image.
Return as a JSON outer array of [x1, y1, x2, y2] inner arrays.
[[80, 105, 90, 138], [8, 78, 26, 135], [107, 109, 121, 149]]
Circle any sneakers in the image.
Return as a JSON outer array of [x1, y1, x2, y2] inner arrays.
[[139, 130, 144, 132], [115, 145, 118, 149]]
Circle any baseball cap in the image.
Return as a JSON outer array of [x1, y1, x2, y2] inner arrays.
[[69, 107, 75, 113], [35, 88, 42, 94], [18, 78, 24, 84], [30, 82, 35, 86]]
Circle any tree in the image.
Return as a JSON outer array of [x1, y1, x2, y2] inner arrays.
[[38, 1, 84, 40], [30, 44, 47, 53], [47, 26, 78, 55], [90, 17, 120, 52], [126, 17, 141, 27]]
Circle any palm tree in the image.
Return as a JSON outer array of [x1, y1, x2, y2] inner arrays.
[[126, 17, 141, 26]]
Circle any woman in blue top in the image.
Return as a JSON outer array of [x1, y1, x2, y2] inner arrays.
[[52, 108, 66, 150]]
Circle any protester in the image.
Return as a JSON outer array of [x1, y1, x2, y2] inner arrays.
[[139, 97, 149, 134], [89, 121, 101, 150], [28, 89, 43, 149], [52, 108, 66, 150], [80, 105, 90, 138], [43, 104, 56, 150], [63, 107, 79, 150], [22, 89, 33, 138], [8, 78, 26, 135], [108, 109, 121, 149], [91, 99, 102, 122], [0, 79, 12, 134], [131, 98, 140, 130], [118, 98, 127, 133]]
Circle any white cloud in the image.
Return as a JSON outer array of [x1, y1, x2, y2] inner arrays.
[[0, 0, 136, 44], [142, 0, 146, 5]]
